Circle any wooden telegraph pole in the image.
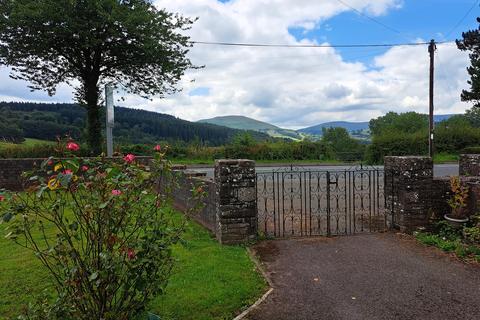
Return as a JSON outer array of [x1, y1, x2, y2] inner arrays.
[[428, 39, 436, 158]]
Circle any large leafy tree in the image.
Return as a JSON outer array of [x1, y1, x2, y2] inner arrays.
[[457, 17, 480, 127], [0, 0, 196, 154]]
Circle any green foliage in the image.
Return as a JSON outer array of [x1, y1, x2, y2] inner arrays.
[[447, 176, 469, 218], [435, 115, 480, 153], [224, 135, 336, 161], [457, 17, 480, 110], [321, 127, 365, 161], [0, 102, 269, 150], [0, 140, 190, 319], [0, 0, 196, 153], [464, 226, 480, 244], [415, 219, 480, 262], [366, 130, 428, 164], [366, 111, 480, 164], [369, 111, 428, 136], [0, 209, 266, 320]]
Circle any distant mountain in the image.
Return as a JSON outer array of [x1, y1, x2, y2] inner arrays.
[[298, 121, 369, 136], [299, 114, 458, 136], [197, 115, 302, 140], [0, 102, 270, 145], [433, 114, 456, 122]]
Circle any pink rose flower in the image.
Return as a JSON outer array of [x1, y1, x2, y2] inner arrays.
[[111, 189, 122, 196], [66, 142, 80, 151], [154, 144, 161, 152], [63, 169, 73, 175], [123, 154, 136, 164], [0, 195, 5, 202], [127, 248, 136, 260], [81, 165, 89, 172]]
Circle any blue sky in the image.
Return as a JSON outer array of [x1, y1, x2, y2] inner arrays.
[[288, 0, 479, 63]]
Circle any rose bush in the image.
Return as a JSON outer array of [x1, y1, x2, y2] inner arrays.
[[0, 141, 201, 319]]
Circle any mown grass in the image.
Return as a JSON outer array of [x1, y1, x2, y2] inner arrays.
[[0, 138, 54, 149], [433, 153, 459, 164], [0, 211, 266, 319]]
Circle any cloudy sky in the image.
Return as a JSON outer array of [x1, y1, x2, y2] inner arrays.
[[0, 0, 478, 129]]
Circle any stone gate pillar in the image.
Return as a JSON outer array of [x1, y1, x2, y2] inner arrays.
[[214, 159, 257, 244], [384, 156, 434, 233], [459, 154, 480, 176]]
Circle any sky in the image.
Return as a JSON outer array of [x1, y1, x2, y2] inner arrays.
[[0, 0, 479, 129]]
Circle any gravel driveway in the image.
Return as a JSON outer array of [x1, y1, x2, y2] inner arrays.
[[247, 233, 480, 320]]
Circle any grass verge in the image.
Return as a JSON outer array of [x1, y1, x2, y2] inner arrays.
[[415, 232, 480, 263], [0, 211, 266, 319]]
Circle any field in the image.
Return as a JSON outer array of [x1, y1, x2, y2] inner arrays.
[[0, 210, 266, 320], [0, 138, 54, 149]]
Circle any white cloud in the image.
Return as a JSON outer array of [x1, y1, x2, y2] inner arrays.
[[0, 0, 471, 129]]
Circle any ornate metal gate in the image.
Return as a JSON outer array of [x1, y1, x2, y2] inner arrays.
[[256, 165, 386, 237]]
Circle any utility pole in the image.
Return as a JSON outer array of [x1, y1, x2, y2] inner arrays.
[[428, 39, 436, 158], [105, 85, 114, 157]]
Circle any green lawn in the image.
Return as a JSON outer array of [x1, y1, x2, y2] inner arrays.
[[0, 138, 54, 149], [0, 212, 267, 320], [433, 153, 459, 164]]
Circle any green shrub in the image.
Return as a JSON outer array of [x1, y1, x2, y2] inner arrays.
[[365, 130, 428, 164], [0, 141, 201, 319]]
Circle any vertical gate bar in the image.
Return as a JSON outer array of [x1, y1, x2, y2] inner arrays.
[[390, 168, 395, 230], [348, 171, 352, 235], [369, 170, 372, 232], [326, 171, 331, 237], [344, 171, 348, 235], [255, 173, 259, 233], [352, 171, 356, 234], [282, 172, 286, 237], [290, 172, 294, 236], [300, 171, 303, 236], [308, 171, 312, 235], [377, 170, 380, 230], [360, 172, 364, 232], [262, 174, 267, 235], [317, 173, 321, 234], [272, 172, 276, 237], [278, 172, 282, 236], [305, 171, 309, 236], [372, 170, 377, 231]]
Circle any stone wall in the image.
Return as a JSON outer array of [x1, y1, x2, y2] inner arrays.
[[0, 157, 153, 191], [460, 154, 480, 176], [0, 158, 41, 191], [168, 159, 258, 244], [385, 154, 480, 232], [215, 159, 257, 244], [384, 156, 434, 232], [169, 169, 216, 233]]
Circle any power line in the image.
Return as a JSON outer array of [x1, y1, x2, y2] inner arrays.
[[334, 0, 407, 38], [445, 0, 480, 38], [191, 40, 453, 49]]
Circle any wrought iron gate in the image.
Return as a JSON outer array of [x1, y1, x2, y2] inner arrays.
[[256, 165, 386, 237]]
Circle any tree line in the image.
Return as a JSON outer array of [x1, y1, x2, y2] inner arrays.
[[0, 102, 269, 147]]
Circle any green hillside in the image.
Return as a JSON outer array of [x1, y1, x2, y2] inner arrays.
[[198, 115, 302, 140], [0, 102, 270, 146]]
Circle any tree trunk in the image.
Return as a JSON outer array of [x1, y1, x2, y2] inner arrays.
[[84, 76, 102, 155]]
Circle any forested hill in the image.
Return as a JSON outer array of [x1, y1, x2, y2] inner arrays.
[[0, 102, 269, 145]]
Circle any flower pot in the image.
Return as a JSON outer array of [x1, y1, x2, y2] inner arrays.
[[444, 214, 469, 229]]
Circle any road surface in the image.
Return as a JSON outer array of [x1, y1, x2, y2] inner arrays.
[[190, 163, 459, 178]]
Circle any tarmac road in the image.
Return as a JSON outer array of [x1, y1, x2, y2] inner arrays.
[[191, 163, 459, 178], [248, 233, 480, 320]]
